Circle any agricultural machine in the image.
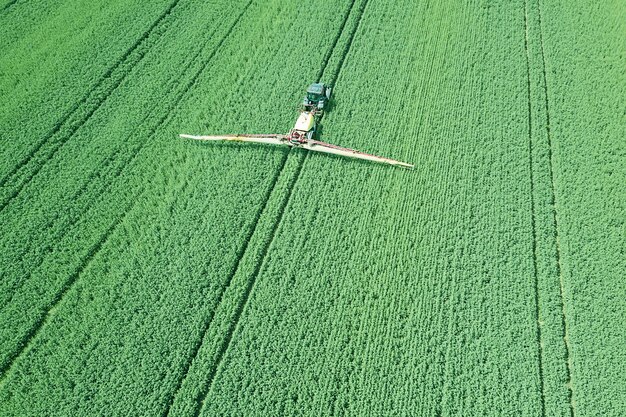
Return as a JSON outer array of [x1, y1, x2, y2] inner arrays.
[[302, 82, 332, 115], [179, 83, 414, 169]]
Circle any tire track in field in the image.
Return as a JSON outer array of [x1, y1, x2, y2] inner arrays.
[[0, 198, 134, 381], [0, 0, 255, 311], [523, 0, 547, 414], [0, 0, 183, 213], [0, 0, 255, 382], [535, 0, 575, 415], [313, 0, 359, 82], [182, 0, 373, 414], [0, 0, 19, 14], [158, 150, 293, 417]]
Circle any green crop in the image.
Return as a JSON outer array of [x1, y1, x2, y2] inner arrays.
[[0, 0, 177, 181], [0, 0, 623, 416]]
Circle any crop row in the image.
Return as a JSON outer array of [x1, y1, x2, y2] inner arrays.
[[0, 0, 176, 181]]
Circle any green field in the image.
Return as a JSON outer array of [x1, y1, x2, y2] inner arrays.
[[0, 0, 624, 415]]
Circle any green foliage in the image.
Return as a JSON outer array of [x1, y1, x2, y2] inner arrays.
[[0, 0, 623, 416], [538, 1, 626, 415], [0, 0, 176, 178]]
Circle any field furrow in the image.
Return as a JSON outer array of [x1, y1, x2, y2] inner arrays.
[[0, 0, 258, 369], [0, 0, 190, 208], [524, 0, 573, 413]]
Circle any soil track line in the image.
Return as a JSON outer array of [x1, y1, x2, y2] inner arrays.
[[313, 0, 359, 82], [319, 0, 370, 86], [536, 0, 575, 415], [189, 154, 305, 417], [0, 0, 255, 383], [0, 0, 19, 14], [160, 0, 371, 415], [0, 0, 183, 213], [523, 0, 547, 414]]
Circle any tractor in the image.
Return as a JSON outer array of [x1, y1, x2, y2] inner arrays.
[[302, 83, 332, 115], [179, 82, 414, 169]]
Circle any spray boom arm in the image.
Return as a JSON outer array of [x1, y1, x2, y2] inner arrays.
[[179, 133, 414, 169]]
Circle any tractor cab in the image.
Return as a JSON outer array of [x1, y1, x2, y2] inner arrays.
[[306, 83, 325, 102], [302, 83, 332, 114]]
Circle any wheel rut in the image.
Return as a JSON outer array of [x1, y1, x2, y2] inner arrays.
[[536, 0, 575, 414], [523, 0, 547, 414]]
